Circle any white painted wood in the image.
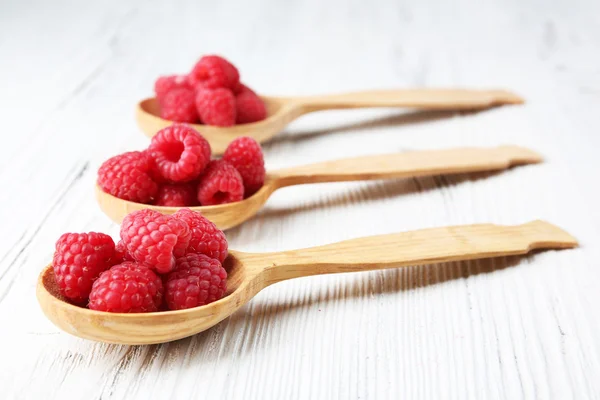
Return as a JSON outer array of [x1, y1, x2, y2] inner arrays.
[[1, 0, 599, 398]]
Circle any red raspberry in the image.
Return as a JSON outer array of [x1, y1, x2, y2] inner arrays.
[[188, 55, 239, 90], [159, 88, 198, 123], [165, 253, 227, 310], [120, 209, 191, 274], [235, 90, 267, 124], [52, 232, 115, 303], [147, 124, 211, 183], [232, 82, 253, 95], [223, 137, 265, 196], [195, 88, 236, 127], [197, 160, 244, 205], [89, 262, 164, 313], [155, 183, 198, 207], [173, 208, 228, 262], [97, 151, 158, 203], [154, 74, 191, 103], [113, 240, 134, 263]]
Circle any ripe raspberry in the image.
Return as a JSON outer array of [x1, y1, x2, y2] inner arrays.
[[159, 88, 198, 123], [98, 151, 158, 203], [155, 183, 198, 207], [223, 137, 265, 196], [235, 90, 267, 124], [197, 160, 244, 205], [120, 209, 191, 274], [195, 88, 236, 127], [165, 253, 227, 310], [232, 82, 253, 95], [89, 262, 163, 313], [113, 240, 134, 264], [154, 74, 191, 103], [52, 232, 115, 303], [188, 55, 239, 90], [148, 124, 211, 183], [173, 208, 228, 262]]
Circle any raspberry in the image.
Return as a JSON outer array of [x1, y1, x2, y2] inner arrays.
[[195, 88, 236, 127], [159, 88, 198, 123], [120, 209, 191, 274], [154, 74, 191, 103], [98, 151, 158, 203], [173, 208, 228, 262], [165, 253, 227, 310], [52, 232, 115, 303], [232, 82, 253, 95], [235, 90, 267, 124], [113, 240, 134, 263], [88, 262, 163, 313], [148, 124, 211, 183], [188, 55, 239, 90], [197, 160, 244, 205], [155, 183, 198, 207], [223, 136, 266, 196]]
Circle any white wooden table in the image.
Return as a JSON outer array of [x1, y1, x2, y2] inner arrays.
[[1, 0, 599, 398]]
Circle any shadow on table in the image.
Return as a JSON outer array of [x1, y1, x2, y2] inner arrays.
[[233, 169, 518, 231], [161, 253, 533, 366], [264, 108, 491, 147], [248, 253, 530, 314]]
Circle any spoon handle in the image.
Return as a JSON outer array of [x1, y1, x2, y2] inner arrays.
[[291, 89, 524, 111], [270, 146, 542, 187], [261, 221, 577, 283]]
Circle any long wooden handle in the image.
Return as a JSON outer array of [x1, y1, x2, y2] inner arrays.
[[291, 89, 524, 111], [269, 146, 542, 187], [260, 221, 577, 283]]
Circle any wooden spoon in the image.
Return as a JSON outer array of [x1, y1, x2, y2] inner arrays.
[[136, 89, 524, 154], [96, 145, 542, 229], [37, 220, 577, 345]]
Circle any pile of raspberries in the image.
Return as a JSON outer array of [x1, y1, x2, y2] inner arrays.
[[155, 55, 267, 126], [52, 208, 230, 313], [97, 124, 266, 206]]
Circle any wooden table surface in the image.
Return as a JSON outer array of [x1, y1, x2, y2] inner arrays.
[[1, 0, 599, 398]]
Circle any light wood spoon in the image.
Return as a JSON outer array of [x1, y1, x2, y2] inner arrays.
[[37, 220, 577, 345], [96, 145, 542, 229], [136, 89, 524, 154]]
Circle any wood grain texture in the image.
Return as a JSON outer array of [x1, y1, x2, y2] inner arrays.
[[1, 0, 600, 399]]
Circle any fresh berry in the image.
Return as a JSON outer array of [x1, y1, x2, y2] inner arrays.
[[88, 262, 163, 313], [98, 151, 159, 203], [147, 124, 211, 183], [197, 160, 244, 205], [223, 136, 265, 196], [195, 88, 236, 127], [154, 75, 191, 103], [188, 55, 239, 90], [52, 232, 115, 303], [113, 240, 134, 263], [232, 82, 253, 95], [235, 90, 267, 124], [120, 209, 191, 274], [173, 208, 228, 262], [165, 253, 227, 310], [159, 88, 198, 123], [155, 183, 198, 207]]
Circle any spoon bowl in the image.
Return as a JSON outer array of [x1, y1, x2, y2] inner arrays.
[[37, 251, 253, 344], [37, 221, 577, 344], [137, 96, 298, 154], [96, 146, 542, 228], [136, 89, 524, 154], [96, 176, 278, 229]]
